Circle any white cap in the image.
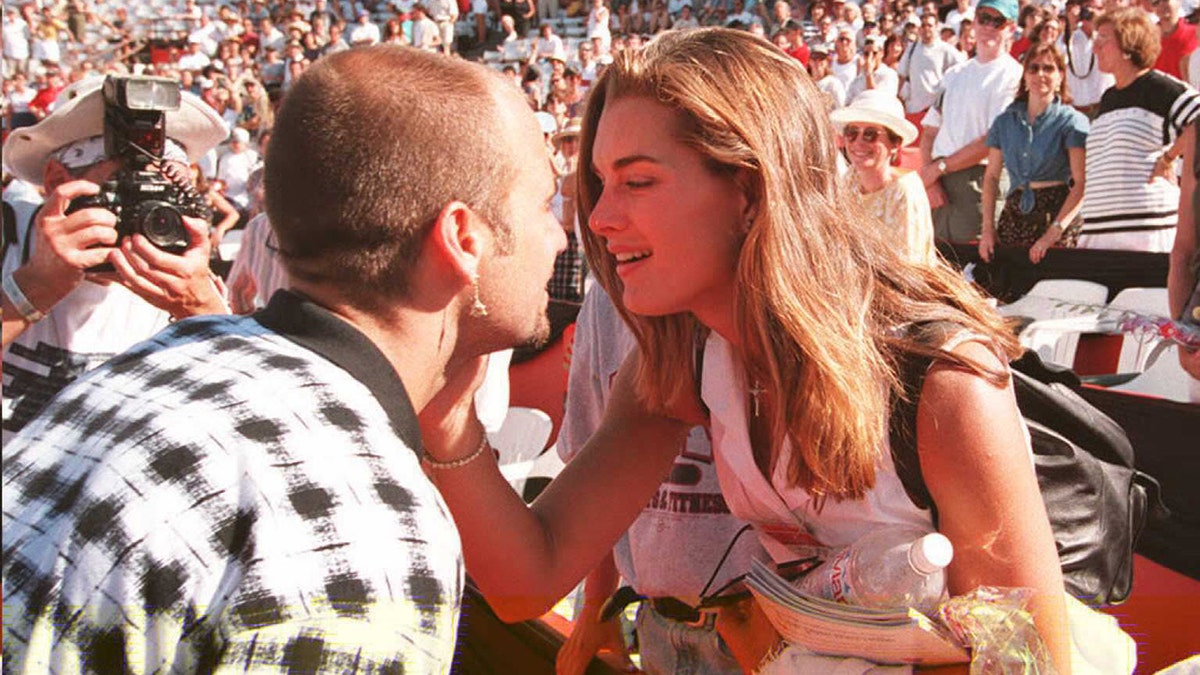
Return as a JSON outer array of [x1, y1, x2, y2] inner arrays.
[[909, 533, 954, 574]]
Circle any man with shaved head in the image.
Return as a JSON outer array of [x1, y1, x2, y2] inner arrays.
[[2, 46, 566, 674]]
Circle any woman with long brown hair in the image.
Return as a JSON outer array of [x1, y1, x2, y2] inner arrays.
[[423, 28, 1080, 673]]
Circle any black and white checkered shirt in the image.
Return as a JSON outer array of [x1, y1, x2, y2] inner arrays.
[[3, 291, 463, 674]]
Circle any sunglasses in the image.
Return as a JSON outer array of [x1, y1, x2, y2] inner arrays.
[[976, 11, 1008, 28], [844, 125, 884, 143], [1026, 62, 1058, 74]]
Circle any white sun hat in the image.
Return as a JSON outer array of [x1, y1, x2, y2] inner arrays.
[[829, 89, 919, 147]]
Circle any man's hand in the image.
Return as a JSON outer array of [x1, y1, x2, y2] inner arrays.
[[555, 603, 634, 675], [918, 162, 943, 188], [714, 597, 780, 673], [417, 354, 491, 462], [925, 180, 947, 210], [19, 179, 120, 312], [103, 215, 229, 318]]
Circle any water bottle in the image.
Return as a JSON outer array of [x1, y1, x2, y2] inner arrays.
[[792, 526, 954, 616]]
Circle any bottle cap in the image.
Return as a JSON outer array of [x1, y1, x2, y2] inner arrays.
[[909, 533, 953, 574]]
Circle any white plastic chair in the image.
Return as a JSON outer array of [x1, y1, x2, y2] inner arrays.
[[488, 407, 554, 488], [520, 445, 567, 502], [1110, 344, 1200, 404], [1002, 279, 1110, 367]]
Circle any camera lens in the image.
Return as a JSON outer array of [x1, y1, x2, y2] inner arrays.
[[132, 202, 188, 252]]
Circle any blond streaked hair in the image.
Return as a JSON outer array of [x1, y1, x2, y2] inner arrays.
[[577, 28, 1019, 501]]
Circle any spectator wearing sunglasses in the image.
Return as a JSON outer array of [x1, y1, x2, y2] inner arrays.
[[919, 0, 1022, 244], [980, 44, 1089, 265], [833, 90, 938, 265]]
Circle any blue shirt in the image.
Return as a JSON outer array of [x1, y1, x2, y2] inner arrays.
[[986, 98, 1089, 213]]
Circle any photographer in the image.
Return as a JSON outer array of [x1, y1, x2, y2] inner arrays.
[[1, 76, 229, 441]]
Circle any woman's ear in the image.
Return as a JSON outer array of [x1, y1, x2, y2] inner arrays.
[[733, 168, 761, 227]]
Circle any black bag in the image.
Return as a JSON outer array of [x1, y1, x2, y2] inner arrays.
[[889, 330, 1166, 606]]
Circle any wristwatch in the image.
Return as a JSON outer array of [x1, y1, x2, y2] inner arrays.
[[936, 158, 948, 175]]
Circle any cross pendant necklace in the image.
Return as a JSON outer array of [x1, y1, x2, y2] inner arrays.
[[748, 381, 765, 417]]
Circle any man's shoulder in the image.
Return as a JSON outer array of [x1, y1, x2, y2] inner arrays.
[[1173, 19, 1198, 42], [942, 57, 972, 82]]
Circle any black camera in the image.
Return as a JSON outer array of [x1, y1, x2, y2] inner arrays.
[[68, 174, 202, 253], [66, 76, 210, 264]]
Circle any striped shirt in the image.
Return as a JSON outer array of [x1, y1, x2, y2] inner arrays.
[[1081, 70, 1200, 241]]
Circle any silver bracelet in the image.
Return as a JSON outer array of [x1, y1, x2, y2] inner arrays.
[[2, 271, 45, 323], [422, 435, 491, 470]]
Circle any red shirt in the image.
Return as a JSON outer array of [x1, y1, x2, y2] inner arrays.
[[28, 85, 63, 117], [787, 42, 810, 67], [1010, 35, 1031, 60], [1156, 20, 1198, 79]]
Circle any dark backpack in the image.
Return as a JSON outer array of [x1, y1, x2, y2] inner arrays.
[[888, 328, 1165, 606]]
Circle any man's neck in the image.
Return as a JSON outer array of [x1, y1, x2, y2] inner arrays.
[[288, 285, 455, 415], [975, 42, 1003, 63]]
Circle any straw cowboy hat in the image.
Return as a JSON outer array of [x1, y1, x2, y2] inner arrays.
[[3, 77, 228, 185], [829, 89, 919, 147], [552, 117, 582, 149]]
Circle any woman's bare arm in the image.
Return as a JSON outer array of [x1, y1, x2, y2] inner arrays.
[[424, 351, 691, 621], [916, 341, 1070, 674]]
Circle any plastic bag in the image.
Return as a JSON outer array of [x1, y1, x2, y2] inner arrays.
[[936, 586, 1055, 675]]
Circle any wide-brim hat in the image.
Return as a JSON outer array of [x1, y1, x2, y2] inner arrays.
[[553, 117, 582, 147], [3, 78, 228, 185], [829, 89, 918, 146]]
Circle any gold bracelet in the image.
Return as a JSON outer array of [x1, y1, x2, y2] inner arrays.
[[422, 435, 490, 470]]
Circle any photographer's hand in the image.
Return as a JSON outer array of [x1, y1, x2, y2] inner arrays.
[[3, 180, 119, 348], [106, 215, 230, 319]]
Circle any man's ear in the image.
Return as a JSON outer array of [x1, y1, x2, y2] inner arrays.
[[427, 200, 487, 282], [42, 159, 72, 193]]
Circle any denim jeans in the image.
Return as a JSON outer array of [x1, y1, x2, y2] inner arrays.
[[635, 603, 741, 675]]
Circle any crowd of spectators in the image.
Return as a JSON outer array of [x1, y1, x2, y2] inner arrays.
[[3, 0, 1200, 259]]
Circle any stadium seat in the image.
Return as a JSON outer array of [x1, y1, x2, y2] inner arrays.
[[1001, 279, 1109, 367], [490, 406, 555, 493]]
